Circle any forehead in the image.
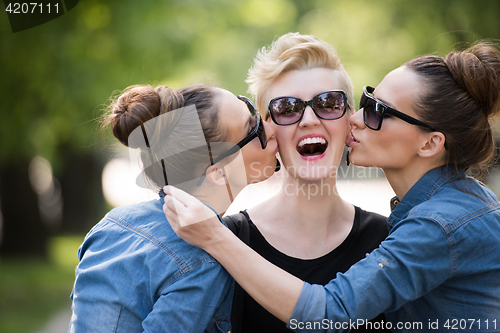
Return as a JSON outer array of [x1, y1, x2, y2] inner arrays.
[[374, 66, 422, 113], [269, 68, 343, 100], [216, 89, 250, 141]]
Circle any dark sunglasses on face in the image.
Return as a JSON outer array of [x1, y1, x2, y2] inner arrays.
[[210, 95, 267, 165], [197, 95, 267, 186], [360, 86, 436, 131], [268, 90, 349, 126]]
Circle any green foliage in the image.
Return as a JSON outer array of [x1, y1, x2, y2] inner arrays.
[[1, 0, 499, 167], [300, 0, 500, 103], [1, 1, 500, 328], [0, 235, 82, 333]]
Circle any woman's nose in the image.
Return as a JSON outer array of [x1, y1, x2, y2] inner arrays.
[[299, 106, 321, 127], [349, 108, 365, 128]]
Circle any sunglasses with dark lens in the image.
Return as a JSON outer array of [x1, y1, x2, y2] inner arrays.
[[268, 90, 349, 126], [197, 96, 267, 187], [211, 95, 267, 163], [360, 86, 436, 131]]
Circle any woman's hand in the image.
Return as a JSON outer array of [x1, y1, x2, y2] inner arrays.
[[163, 185, 303, 324], [162, 185, 225, 250]]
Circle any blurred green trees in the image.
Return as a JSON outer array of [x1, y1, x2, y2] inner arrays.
[[1, 0, 499, 257]]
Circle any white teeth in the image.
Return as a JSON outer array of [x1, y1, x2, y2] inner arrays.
[[298, 137, 326, 147]]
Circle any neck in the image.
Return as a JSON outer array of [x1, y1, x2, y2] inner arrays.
[[248, 172, 355, 259], [274, 173, 349, 227], [383, 161, 443, 200], [194, 184, 239, 215]]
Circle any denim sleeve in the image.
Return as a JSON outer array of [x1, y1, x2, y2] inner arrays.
[[142, 261, 233, 333], [288, 217, 453, 333]]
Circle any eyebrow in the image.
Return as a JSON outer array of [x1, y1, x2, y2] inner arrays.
[[374, 92, 397, 109]]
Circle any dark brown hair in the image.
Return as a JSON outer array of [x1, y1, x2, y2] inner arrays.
[[103, 84, 227, 190], [406, 41, 500, 176]]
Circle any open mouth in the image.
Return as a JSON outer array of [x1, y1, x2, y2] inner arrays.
[[296, 137, 328, 157]]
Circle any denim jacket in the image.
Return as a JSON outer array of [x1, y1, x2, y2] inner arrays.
[[289, 167, 500, 332], [68, 197, 233, 333]]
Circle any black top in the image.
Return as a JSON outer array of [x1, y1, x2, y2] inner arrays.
[[223, 206, 390, 333]]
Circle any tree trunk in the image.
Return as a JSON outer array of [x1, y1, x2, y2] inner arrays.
[[57, 146, 107, 234], [0, 159, 49, 258]]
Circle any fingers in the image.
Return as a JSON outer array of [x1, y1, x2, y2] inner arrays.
[[163, 185, 174, 195], [163, 192, 209, 227], [163, 185, 196, 206], [163, 193, 180, 213], [163, 192, 190, 224], [164, 206, 178, 228], [163, 185, 221, 228]]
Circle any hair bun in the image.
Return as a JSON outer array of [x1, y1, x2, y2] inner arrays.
[[105, 85, 185, 147], [445, 42, 500, 118], [155, 85, 184, 114]]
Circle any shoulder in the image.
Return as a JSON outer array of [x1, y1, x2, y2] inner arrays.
[[410, 178, 500, 232], [355, 206, 388, 230], [222, 210, 249, 225], [88, 200, 171, 242], [73, 201, 226, 312], [353, 206, 389, 243], [81, 199, 215, 267], [106, 199, 163, 224], [222, 210, 251, 241], [356, 206, 387, 221]]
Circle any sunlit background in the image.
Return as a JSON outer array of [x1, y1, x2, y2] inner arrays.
[[2, 0, 500, 332]]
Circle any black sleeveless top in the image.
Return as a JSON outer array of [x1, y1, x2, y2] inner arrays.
[[223, 206, 390, 333]]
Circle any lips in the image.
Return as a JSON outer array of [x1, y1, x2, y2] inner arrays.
[[346, 130, 358, 147], [296, 134, 328, 158]]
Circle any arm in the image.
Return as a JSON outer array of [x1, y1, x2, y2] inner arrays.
[[163, 185, 303, 323], [163, 186, 453, 332], [293, 217, 453, 330]]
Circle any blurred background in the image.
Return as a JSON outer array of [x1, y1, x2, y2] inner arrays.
[[1, 0, 500, 332]]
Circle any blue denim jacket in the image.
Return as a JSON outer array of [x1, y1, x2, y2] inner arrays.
[[289, 167, 500, 332], [68, 197, 233, 333]]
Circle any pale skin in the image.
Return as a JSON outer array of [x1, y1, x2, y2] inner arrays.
[[247, 68, 354, 260], [163, 65, 447, 323], [346, 66, 446, 199]]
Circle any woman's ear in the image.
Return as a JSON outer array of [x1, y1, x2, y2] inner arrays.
[[418, 132, 446, 158], [204, 165, 227, 186]]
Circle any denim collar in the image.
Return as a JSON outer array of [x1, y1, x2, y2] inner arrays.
[[158, 189, 166, 204], [388, 166, 462, 225]]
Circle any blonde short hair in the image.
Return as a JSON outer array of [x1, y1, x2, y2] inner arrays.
[[246, 32, 354, 120]]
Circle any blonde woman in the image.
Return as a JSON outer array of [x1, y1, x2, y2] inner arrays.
[[169, 33, 390, 332]]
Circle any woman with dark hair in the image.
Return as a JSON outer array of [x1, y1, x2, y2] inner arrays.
[[68, 84, 279, 332], [164, 42, 500, 332]]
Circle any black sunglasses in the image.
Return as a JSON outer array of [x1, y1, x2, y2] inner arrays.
[[210, 96, 267, 164], [360, 86, 436, 131], [197, 96, 267, 186], [268, 90, 349, 126]]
